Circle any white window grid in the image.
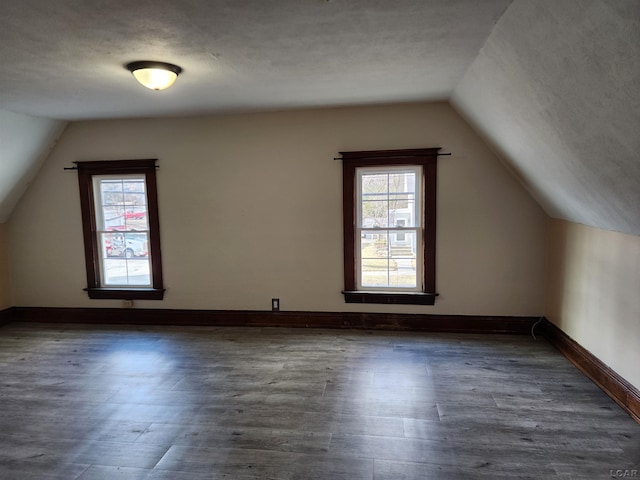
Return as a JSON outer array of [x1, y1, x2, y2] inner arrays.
[[92, 174, 152, 287], [355, 165, 423, 292]]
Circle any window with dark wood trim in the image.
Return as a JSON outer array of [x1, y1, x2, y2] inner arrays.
[[341, 148, 439, 305], [76, 159, 165, 300]]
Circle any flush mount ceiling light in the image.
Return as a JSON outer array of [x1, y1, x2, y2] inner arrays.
[[125, 61, 182, 91]]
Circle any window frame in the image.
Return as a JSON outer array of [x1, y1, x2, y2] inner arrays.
[[76, 159, 165, 300], [341, 148, 439, 305]]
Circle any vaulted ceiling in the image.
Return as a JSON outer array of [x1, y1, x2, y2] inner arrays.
[[1, 0, 638, 234], [452, 1, 640, 236]]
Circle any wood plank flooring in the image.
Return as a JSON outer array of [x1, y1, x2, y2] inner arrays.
[[0, 323, 637, 480]]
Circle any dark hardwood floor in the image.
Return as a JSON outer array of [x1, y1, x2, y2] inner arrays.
[[0, 323, 637, 480]]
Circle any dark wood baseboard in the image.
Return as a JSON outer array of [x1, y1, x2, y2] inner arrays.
[[0, 308, 12, 326], [541, 318, 640, 423], [4, 306, 538, 334]]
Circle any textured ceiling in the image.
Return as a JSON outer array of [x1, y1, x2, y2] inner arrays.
[[1, 0, 639, 237], [0, 0, 511, 120], [452, 0, 640, 236]]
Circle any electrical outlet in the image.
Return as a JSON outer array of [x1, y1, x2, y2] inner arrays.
[[122, 299, 134, 308], [271, 298, 280, 311]]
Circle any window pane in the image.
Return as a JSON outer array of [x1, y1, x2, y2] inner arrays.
[[123, 179, 146, 194], [102, 232, 124, 258], [390, 231, 417, 258], [361, 173, 389, 228], [101, 180, 124, 205], [362, 173, 388, 194], [361, 199, 389, 228], [361, 232, 390, 288], [388, 172, 414, 194], [100, 179, 123, 192], [390, 231, 418, 288], [97, 177, 148, 232], [102, 258, 151, 286], [389, 267, 418, 288], [360, 231, 389, 258], [100, 232, 150, 286], [390, 171, 418, 227], [124, 207, 149, 231], [121, 232, 149, 259], [102, 258, 127, 285], [101, 231, 145, 252], [361, 259, 389, 287], [360, 230, 419, 289], [101, 206, 126, 231], [359, 169, 420, 230]]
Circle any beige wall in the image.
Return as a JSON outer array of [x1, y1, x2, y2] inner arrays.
[[9, 103, 547, 315], [0, 223, 11, 310], [546, 218, 640, 389]]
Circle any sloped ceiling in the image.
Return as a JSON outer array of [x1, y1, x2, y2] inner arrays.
[[0, 110, 66, 222], [0, 0, 638, 236], [452, 0, 640, 236]]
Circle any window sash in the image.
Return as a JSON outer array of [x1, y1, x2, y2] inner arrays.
[[96, 232, 152, 287], [356, 166, 422, 229], [356, 227, 423, 291], [355, 165, 423, 292]]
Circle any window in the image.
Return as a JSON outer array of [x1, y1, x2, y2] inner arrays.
[[341, 149, 439, 305], [76, 160, 165, 300], [357, 166, 422, 290]]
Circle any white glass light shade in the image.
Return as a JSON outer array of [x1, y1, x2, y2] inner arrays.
[[132, 68, 177, 90], [126, 61, 182, 91]]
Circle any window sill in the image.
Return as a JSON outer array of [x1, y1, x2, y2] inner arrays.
[[342, 291, 437, 305], [84, 288, 165, 300]]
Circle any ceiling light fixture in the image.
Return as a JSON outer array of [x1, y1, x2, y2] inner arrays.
[[125, 61, 183, 91]]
